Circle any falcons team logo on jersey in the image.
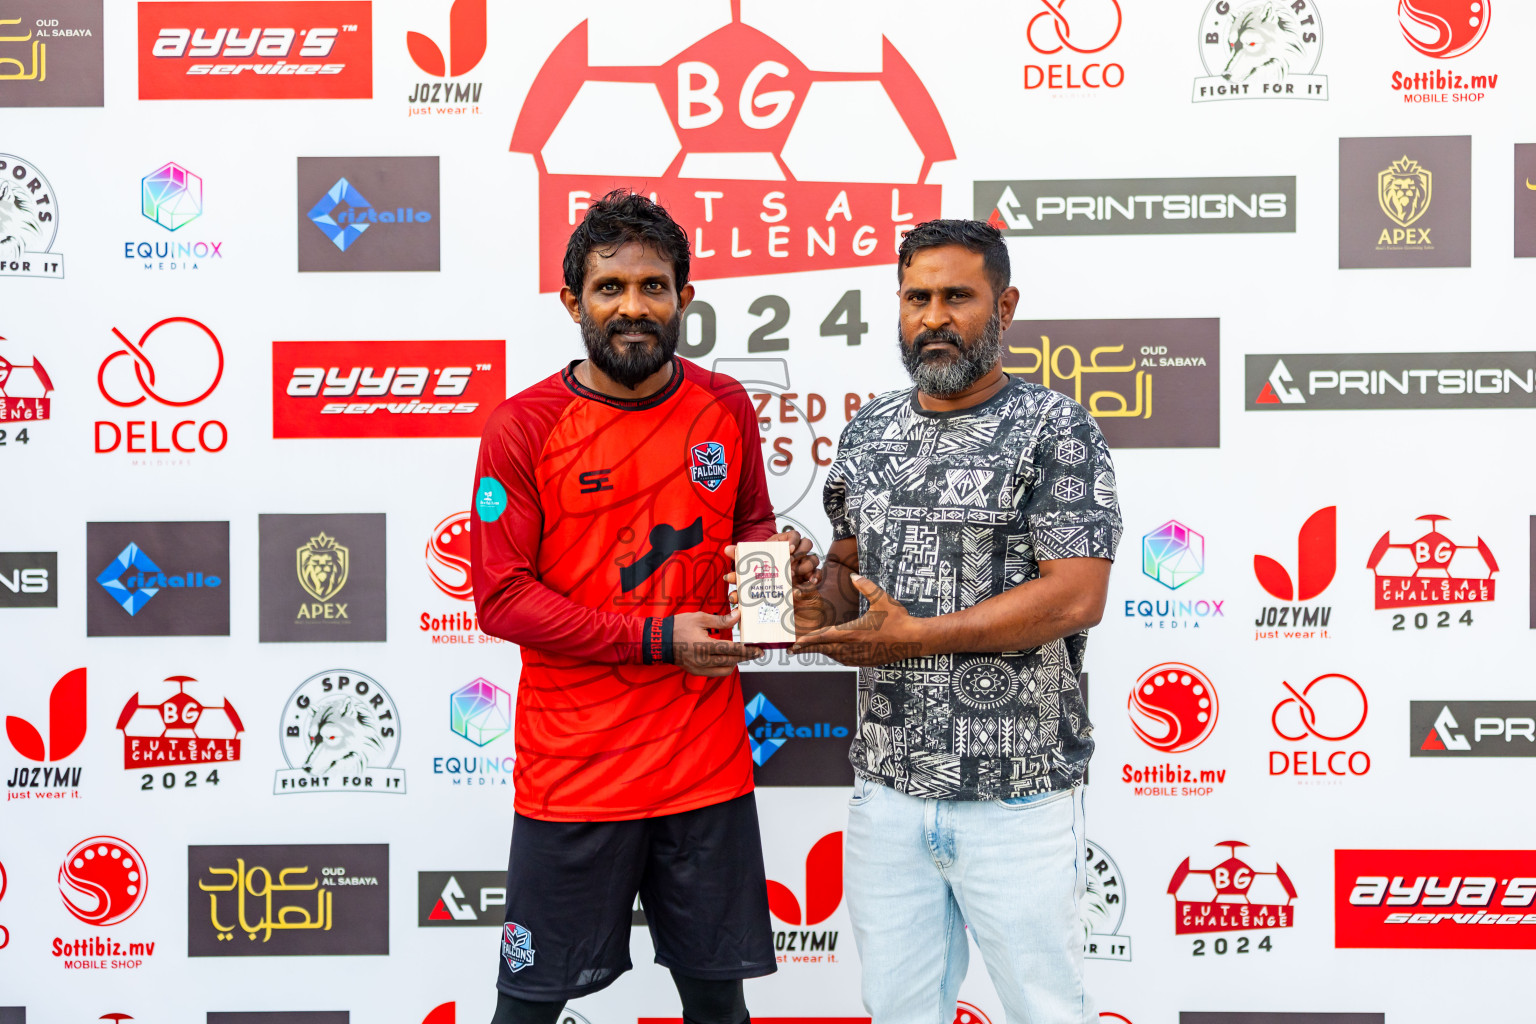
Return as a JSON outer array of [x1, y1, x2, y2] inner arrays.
[[690, 441, 729, 492]]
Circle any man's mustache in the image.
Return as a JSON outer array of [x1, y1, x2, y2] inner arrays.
[[606, 318, 660, 339], [913, 328, 965, 353]]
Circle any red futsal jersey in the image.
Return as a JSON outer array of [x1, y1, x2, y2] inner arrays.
[[471, 358, 775, 822]]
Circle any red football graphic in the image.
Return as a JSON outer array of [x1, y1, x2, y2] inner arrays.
[[58, 836, 148, 926]]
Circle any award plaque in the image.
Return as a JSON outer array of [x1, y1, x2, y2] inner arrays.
[[736, 541, 796, 648]]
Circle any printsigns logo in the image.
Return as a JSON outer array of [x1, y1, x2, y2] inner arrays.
[[1169, 841, 1296, 937], [0, 552, 54, 607], [1194, 0, 1327, 102], [260, 514, 387, 642], [1336, 849, 1536, 949], [87, 523, 229, 637], [6, 668, 86, 798], [59, 836, 147, 925], [977, 179, 1294, 237], [1412, 701, 1536, 756], [298, 157, 439, 271], [1367, 515, 1496, 610], [0, 0, 104, 107], [1340, 136, 1470, 269], [1269, 674, 1370, 779], [1002, 319, 1220, 448], [117, 675, 243, 772], [275, 670, 404, 794], [1143, 521, 1204, 589], [1023, 0, 1124, 91], [511, 7, 953, 290], [272, 339, 503, 439], [188, 843, 389, 956], [0, 154, 64, 278], [417, 871, 505, 926], [1083, 841, 1132, 960], [1247, 351, 1536, 410], [406, 0, 485, 114], [138, 1, 373, 100]]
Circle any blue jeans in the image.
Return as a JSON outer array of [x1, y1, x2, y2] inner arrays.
[[844, 779, 1091, 1024]]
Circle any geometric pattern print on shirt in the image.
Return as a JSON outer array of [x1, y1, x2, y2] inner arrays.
[[823, 378, 1121, 801]]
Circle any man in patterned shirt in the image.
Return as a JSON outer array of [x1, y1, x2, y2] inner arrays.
[[794, 219, 1121, 1024]]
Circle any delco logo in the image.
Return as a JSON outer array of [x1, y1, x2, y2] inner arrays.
[[272, 340, 504, 438], [1336, 849, 1536, 949], [510, 6, 954, 290], [138, 1, 373, 100]]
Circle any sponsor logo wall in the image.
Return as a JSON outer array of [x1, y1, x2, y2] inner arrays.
[[0, 2, 1527, 1021]]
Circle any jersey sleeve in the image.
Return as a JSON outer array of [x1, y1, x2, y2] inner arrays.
[[1018, 395, 1122, 563], [471, 396, 663, 665]]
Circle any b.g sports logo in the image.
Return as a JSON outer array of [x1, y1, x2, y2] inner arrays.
[[138, 1, 373, 100]]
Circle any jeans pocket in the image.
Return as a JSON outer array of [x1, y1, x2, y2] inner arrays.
[[848, 776, 881, 807], [994, 787, 1074, 811]]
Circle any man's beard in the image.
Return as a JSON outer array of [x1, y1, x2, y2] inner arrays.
[[899, 312, 1003, 398], [580, 308, 681, 389]]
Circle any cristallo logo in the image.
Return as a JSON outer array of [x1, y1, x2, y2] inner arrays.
[[510, 0, 954, 290]]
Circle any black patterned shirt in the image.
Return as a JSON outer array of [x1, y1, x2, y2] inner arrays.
[[823, 377, 1121, 800]]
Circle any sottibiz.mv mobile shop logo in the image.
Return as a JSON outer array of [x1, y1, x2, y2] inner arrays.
[[510, 0, 954, 290]]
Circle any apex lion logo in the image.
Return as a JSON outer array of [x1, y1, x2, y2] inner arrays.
[[301, 696, 384, 777], [1378, 156, 1433, 228], [296, 532, 349, 602], [1221, 1, 1308, 83], [0, 180, 43, 260]]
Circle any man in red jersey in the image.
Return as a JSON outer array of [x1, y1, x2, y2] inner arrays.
[[471, 190, 816, 1024]]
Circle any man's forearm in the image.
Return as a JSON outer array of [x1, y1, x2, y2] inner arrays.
[[813, 542, 863, 627]]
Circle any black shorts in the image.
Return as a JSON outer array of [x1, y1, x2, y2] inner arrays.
[[495, 792, 776, 1001]]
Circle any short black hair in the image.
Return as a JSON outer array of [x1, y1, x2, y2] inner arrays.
[[562, 189, 691, 294], [897, 219, 1010, 298]]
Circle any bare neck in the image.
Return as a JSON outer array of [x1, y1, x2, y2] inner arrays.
[[574, 358, 677, 401]]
